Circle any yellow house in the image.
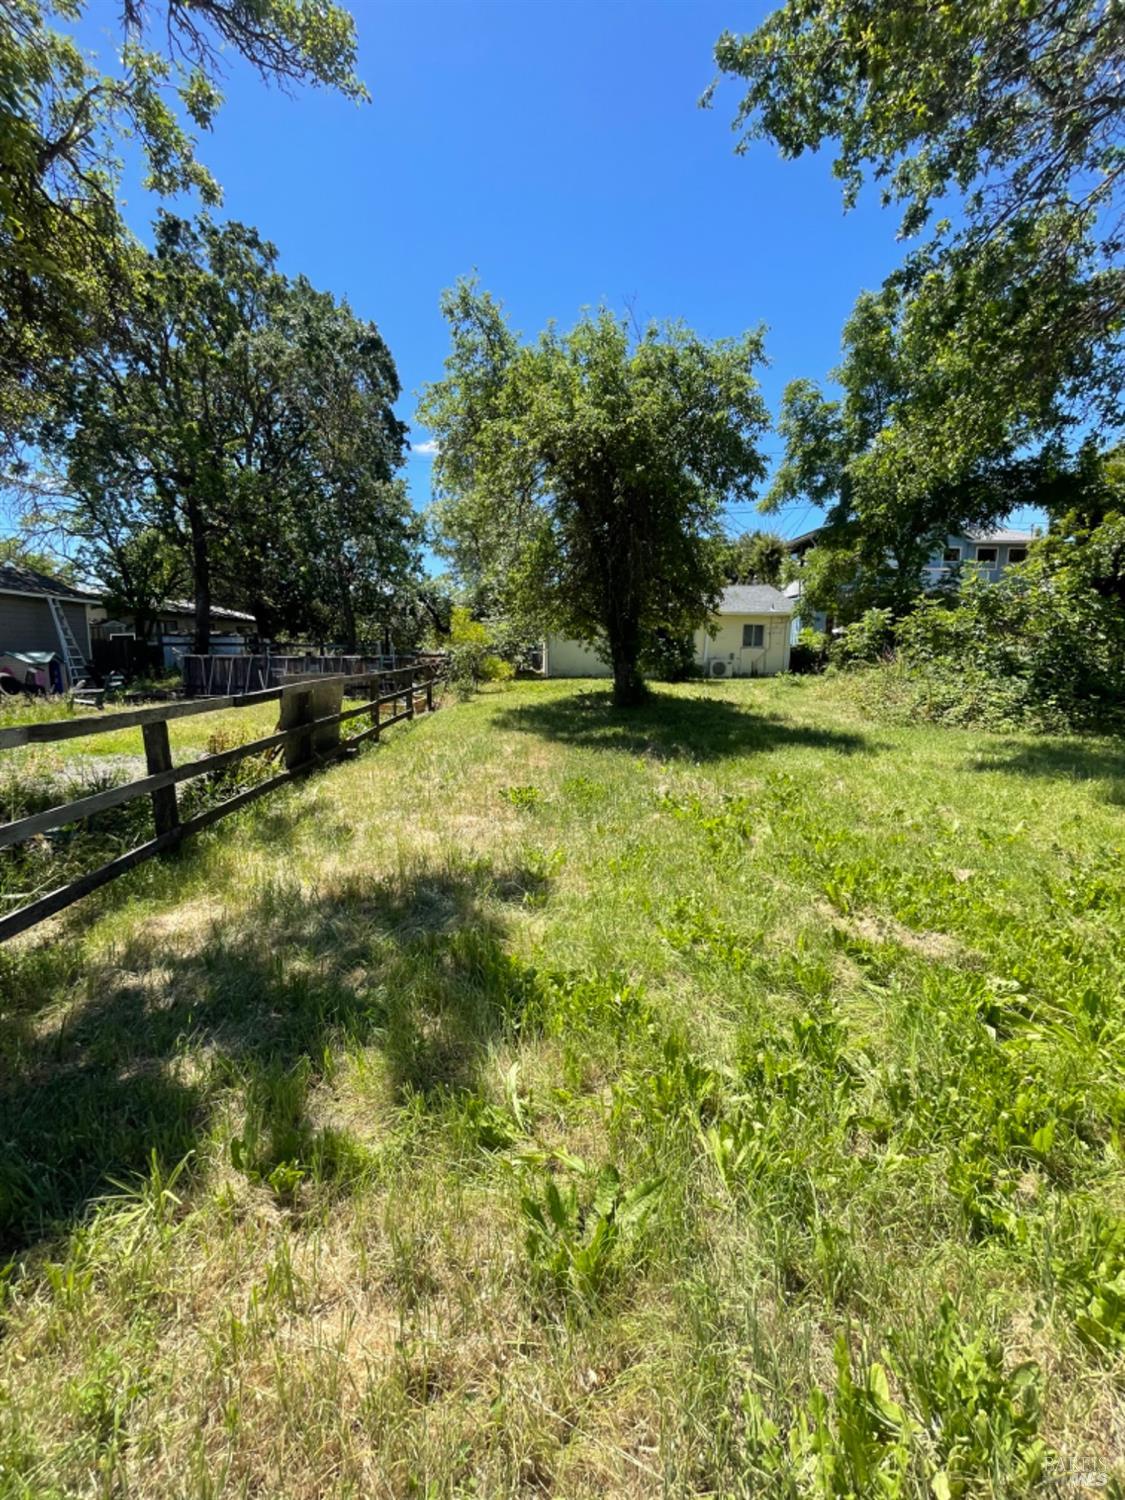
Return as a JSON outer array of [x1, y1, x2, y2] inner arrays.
[[545, 585, 793, 679]]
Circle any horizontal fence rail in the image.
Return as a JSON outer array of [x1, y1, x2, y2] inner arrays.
[[0, 663, 445, 942], [178, 651, 450, 697]]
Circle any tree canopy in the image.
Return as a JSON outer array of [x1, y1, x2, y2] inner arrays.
[[720, 529, 786, 587], [767, 275, 1098, 620], [420, 281, 770, 705], [22, 213, 419, 652], [1, 0, 364, 442], [712, 0, 1125, 503], [713, 0, 1123, 247]]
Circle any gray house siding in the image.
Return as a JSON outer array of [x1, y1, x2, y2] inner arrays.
[[0, 594, 91, 657], [64, 601, 91, 656]]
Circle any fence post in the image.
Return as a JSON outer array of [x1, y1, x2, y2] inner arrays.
[[142, 721, 180, 838], [407, 668, 416, 720], [280, 684, 315, 770], [425, 669, 434, 713]]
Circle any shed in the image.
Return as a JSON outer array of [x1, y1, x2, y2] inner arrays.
[[544, 584, 794, 680], [696, 584, 793, 678], [0, 565, 95, 685]]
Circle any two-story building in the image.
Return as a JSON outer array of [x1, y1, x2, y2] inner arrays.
[[784, 525, 1038, 638]]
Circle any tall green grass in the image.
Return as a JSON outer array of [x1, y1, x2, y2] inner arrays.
[[0, 676, 1121, 1496]]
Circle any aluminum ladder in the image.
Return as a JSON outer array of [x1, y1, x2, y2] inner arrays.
[[46, 594, 89, 687]]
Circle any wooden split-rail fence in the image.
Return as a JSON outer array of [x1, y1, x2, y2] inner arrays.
[[0, 663, 445, 943]]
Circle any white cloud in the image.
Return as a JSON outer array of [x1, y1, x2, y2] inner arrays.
[[411, 439, 440, 456]]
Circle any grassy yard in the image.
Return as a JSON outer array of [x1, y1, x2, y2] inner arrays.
[[0, 695, 283, 760], [1, 676, 1122, 1497]]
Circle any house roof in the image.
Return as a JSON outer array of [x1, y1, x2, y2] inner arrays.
[[963, 527, 1036, 545], [783, 527, 824, 553], [0, 563, 98, 602], [160, 599, 256, 623], [718, 584, 794, 615]]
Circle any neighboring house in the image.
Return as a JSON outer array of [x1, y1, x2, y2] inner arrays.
[[544, 584, 793, 680], [784, 525, 1038, 638], [920, 528, 1033, 586], [90, 599, 257, 672], [0, 563, 96, 687]]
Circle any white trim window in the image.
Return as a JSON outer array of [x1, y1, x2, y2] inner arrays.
[[943, 546, 962, 563], [975, 546, 999, 565], [742, 622, 765, 649], [1007, 547, 1028, 564]]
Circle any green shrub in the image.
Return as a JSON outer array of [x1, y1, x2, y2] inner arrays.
[[445, 607, 521, 695], [639, 627, 698, 682], [857, 555, 1125, 730], [789, 627, 829, 674], [829, 607, 895, 668]]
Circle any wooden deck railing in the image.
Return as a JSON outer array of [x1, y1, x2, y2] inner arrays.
[[0, 663, 445, 942]]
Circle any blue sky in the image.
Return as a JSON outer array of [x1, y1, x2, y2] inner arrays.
[[72, 0, 1039, 560]]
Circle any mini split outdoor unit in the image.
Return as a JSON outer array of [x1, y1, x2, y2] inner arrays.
[[709, 657, 734, 678]]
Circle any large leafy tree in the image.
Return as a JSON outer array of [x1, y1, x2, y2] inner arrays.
[[31, 215, 417, 652], [420, 281, 769, 706], [281, 281, 419, 650], [203, 274, 418, 647], [769, 284, 1088, 620], [37, 215, 290, 652], [1, 0, 364, 441], [721, 528, 786, 586], [712, 0, 1125, 483], [1036, 439, 1125, 606]]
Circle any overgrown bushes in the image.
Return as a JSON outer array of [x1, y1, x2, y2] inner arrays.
[[444, 607, 517, 695], [789, 627, 829, 674], [639, 627, 698, 682], [829, 607, 895, 669], [840, 551, 1125, 730]]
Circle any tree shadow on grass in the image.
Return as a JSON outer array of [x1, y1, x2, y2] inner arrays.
[[492, 687, 879, 762], [967, 738, 1125, 804], [0, 859, 548, 1255]]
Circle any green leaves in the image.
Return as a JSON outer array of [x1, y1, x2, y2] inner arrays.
[[421, 281, 770, 704], [31, 212, 417, 648], [887, 524, 1125, 730], [722, 2, 1124, 575], [520, 1158, 665, 1310], [1050, 1213, 1125, 1358], [1, 1, 366, 444]]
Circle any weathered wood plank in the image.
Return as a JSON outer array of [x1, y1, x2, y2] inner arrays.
[[0, 765, 311, 942], [351, 706, 412, 742], [0, 831, 181, 941], [0, 668, 447, 941], [0, 724, 288, 848], [337, 699, 384, 726], [142, 721, 180, 838], [0, 663, 443, 750], [0, 685, 288, 750], [0, 688, 420, 849]]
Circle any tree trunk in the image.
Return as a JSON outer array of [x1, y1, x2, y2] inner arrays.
[[608, 617, 647, 707], [612, 655, 646, 707], [187, 500, 211, 656], [338, 576, 358, 654]]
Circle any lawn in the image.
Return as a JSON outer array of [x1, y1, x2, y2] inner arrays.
[[0, 676, 1122, 1497], [0, 694, 283, 760]]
